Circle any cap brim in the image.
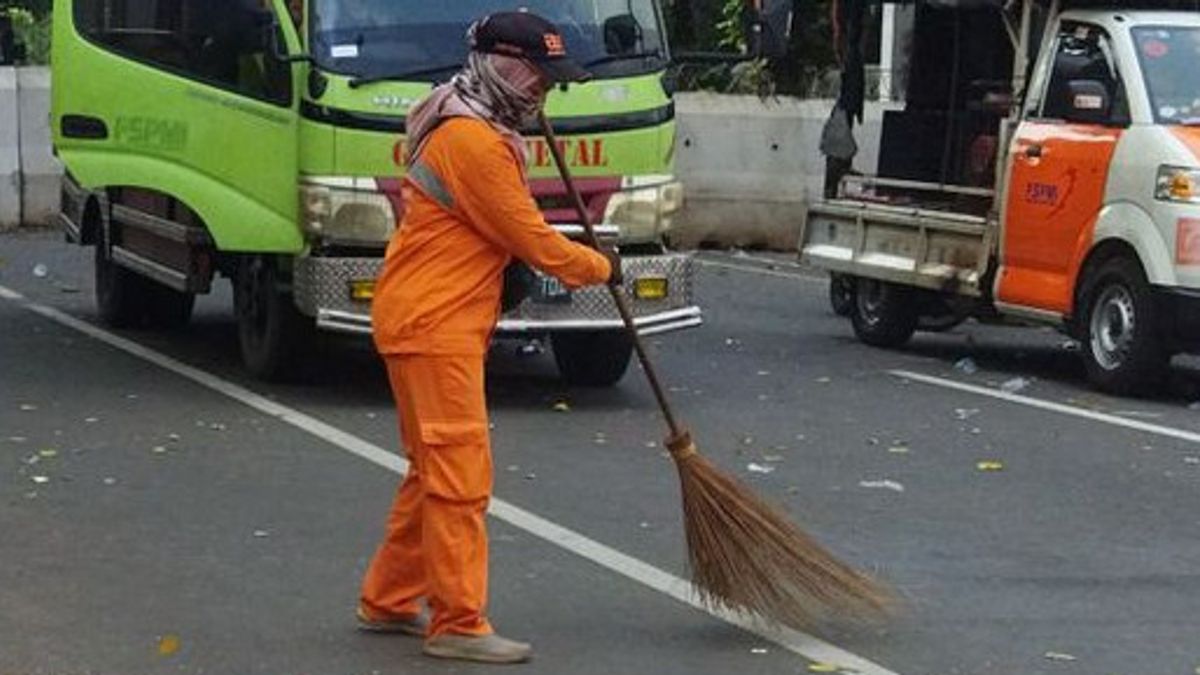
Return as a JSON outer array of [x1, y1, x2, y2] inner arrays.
[[535, 57, 592, 83]]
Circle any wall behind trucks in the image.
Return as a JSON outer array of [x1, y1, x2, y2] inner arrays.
[[0, 66, 60, 231], [671, 93, 895, 251]]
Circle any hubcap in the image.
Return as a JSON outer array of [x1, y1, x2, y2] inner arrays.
[[1089, 284, 1136, 371]]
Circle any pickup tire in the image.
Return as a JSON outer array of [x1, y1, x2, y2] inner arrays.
[[95, 227, 153, 328], [829, 273, 855, 317], [851, 278, 919, 348], [234, 255, 313, 381], [1080, 257, 1168, 395], [552, 331, 633, 387]]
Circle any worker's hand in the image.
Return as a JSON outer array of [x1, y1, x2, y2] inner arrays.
[[602, 248, 623, 286]]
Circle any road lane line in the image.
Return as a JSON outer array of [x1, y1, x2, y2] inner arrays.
[[0, 283, 899, 675], [695, 257, 827, 284], [891, 369, 1200, 444]]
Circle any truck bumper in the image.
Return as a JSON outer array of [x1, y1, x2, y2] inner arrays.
[[293, 253, 703, 337]]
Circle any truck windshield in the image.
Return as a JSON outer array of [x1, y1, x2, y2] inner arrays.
[[310, 0, 667, 81], [1133, 26, 1200, 125]]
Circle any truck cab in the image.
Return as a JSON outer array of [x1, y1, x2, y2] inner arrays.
[[802, 0, 1200, 394], [51, 0, 701, 385]]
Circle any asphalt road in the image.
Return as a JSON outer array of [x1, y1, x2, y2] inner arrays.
[[2, 229, 1199, 675]]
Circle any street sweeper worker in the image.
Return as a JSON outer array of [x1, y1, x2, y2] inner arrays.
[[357, 11, 618, 665]]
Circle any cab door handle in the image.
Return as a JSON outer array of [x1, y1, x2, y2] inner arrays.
[[61, 114, 108, 140]]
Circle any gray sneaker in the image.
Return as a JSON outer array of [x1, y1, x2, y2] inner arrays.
[[423, 633, 533, 664]]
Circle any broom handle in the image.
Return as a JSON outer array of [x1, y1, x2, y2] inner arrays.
[[538, 113, 684, 440]]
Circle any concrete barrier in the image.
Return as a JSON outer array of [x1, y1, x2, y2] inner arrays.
[[671, 93, 895, 251], [0, 67, 20, 231]]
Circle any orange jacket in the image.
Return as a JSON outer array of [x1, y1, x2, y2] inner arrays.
[[372, 117, 612, 356]]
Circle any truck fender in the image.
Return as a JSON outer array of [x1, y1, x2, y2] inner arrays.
[[1083, 201, 1175, 288]]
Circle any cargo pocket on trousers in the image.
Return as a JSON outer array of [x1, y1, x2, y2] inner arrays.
[[419, 421, 493, 502]]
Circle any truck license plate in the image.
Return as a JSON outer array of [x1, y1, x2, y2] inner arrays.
[[533, 275, 572, 304]]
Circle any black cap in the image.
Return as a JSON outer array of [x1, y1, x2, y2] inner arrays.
[[470, 11, 592, 84]]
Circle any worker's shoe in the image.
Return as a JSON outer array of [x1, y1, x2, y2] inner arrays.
[[355, 605, 427, 636], [423, 633, 533, 664]]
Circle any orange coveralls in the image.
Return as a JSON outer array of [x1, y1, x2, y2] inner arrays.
[[361, 117, 611, 637]]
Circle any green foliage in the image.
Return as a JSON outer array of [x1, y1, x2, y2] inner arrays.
[[4, 6, 51, 64]]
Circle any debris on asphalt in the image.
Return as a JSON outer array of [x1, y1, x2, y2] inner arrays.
[[552, 401, 571, 413], [859, 479, 905, 493], [954, 408, 980, 420], [786, 486, 801, 495], [1000, 377, 1031, 393], [1043, 651, 1077, 662], [815, 376, 832, 384], [1111, 410, 1163, 419], [1184, 456, 1199, 465], [32, 263, 48, 278], [750, 647, 768, 654], [19, 403, 37, 411], [807, 663, 840, 672], [1189, 401, 1200, 411], [639, 521, 651, 529], [84, 417, 99, 424], [757, 370, 770, 376], [253, 529, 270, 538], [506, 464, 519, 473], [151, 446, 168, 455], [524, 472, 537, 480], [158, 634, 180, 656], [517, 339, 545, 356], [209, 422, 227, 431], [103, 477, 117, 485], [8, 436, 27, 443], [954, 357, 979, 374], [30, 475, 49, 484], [762, 454, 784, 463], [747, 463, 775, 474], [644, 441, 658, 449], [38, 448, 58, 458], [167, 433, 181, 442], [888, 444, 910, 454], [976, 461, 1004, 472], [1061, 340, 1080, 352]]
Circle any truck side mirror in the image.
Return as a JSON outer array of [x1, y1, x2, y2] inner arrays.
[[267, 18, 313, 64], [749, 0, 793, 60], [1065, 79, 1111, 125], [603, 14, 641, 55]]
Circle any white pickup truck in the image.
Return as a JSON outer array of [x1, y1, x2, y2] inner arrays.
[[803, 0, 1200, 395]]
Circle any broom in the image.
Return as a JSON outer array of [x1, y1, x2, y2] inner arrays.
[[538, 113, 895, 628]]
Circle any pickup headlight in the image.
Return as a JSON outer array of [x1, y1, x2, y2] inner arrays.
[[300, 179, 397, 245], [603, 177, 684, 243], [1156, 165, 1200, 204]]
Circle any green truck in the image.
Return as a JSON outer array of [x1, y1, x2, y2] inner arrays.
[[51, 0, 703, 385]]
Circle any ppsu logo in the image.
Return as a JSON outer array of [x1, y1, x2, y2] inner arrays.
[[371, 95, 417, 110]]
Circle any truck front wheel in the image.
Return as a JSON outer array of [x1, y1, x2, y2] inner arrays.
[[95, 228, 152, 328], [1080, 257, 1168, 395], [851, 278, 918, 348], [234, 255, 313, 381], [552, 331, 633, 387]]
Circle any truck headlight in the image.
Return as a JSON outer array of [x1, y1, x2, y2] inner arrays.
[[1156, 165, 1200, 204], [603, 177, 684, 243], [300, 179, 397, 245]]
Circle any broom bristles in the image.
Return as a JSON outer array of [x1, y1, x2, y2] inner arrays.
[[669, 434, 896, 629]]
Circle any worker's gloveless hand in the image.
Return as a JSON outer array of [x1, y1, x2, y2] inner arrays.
[[602, 248, 623, 286]]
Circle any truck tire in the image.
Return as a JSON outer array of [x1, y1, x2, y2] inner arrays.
[[552, 331, 633, 387], [851, 278, 919, 348], [234, 255, 313, 381], [95, 228, 153, 328], [829, 273, 855, 317], [1080, 257, 1168, 395]]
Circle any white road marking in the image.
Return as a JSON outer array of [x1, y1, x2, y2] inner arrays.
[[695, 257, 827, 284], [0, 284, 899, 675], [891, 369, 1200, 444]]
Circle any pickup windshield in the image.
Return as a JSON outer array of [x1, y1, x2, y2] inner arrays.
[[310, 0, 667, 81], [1133, 26, 1200, 125]]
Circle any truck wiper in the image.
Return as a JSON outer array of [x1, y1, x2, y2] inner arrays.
[[348, 63, 463, 89], [584, 50, 664, 69]]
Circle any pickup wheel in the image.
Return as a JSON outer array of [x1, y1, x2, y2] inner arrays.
[[851, 278, 918, 348], [552, 331, 633, 387], [1080, 257, 1168, 395], [234, 255, 313, 381], [829, 273, 855, 317], [95, 227, 153, 328]]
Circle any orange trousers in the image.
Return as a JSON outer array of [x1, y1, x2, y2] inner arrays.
[[360, 354, 494, 637]]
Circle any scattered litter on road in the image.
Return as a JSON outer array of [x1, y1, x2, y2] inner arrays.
[[786, 486, 801, 495], [888, 444, 910, 454], [38, 448, 58, 458], [757, 394, 770, 401], [866, 436, 880, 446], [741, 435, 755, 446], [167, 433, 181, 442], [757, 370, 771, 376], [1061, 340, 1081, 352], [762, 454, 784, 463], [19, 404, 37, 411], [954, 357, 979, 374], [750, 647, 768, 654], [859, 479, 905, 493], [1189, 402, 1200, 411], [639, 522, 651, 529], [1000, 377, 1031, 393], [31, 476, 49, 484], [976, 461, 1004, 472], [209, 422, 227, 431], [84, 417, 98, 424], [505, 465, 519, 473], [158, 634, 180, 656], [954, 408, 980, 420], [552, 401, 571, 413], [970, 427, 982, 435], [815, 376, 832, 384], [103, 477, 118, 485], [32, 263, 48, 278], [1184, 457, 1199, 465], [524, 472, 537, 481], [747, 463, 775, 474], [644, 441, 658, 449], [151, 446, 168, 455], [807, 663, 840, 672], [1043, 651, 1076, 662], [253, 530, 270, 538], [8, 436, 27, 443]]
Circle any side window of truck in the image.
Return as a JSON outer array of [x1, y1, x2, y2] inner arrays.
[[1039, 24, 1129, 126], [73, 0, 292, 107]]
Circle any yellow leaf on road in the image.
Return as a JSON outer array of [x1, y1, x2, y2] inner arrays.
[[158, 634, 180, 656], [977, 460, 1004, 471]]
